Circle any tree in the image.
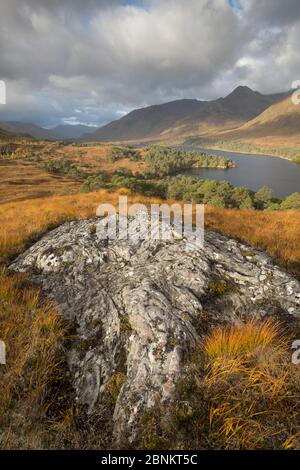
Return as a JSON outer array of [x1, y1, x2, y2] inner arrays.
[[281, 192, 300, 210], [265, 202, 281, 211], [206, 195, 227, 208], [231, 187, 254, 209], [254, 186, 273, 209], [293, 156, 300, 164]]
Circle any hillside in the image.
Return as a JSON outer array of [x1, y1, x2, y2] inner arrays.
[[0, 126, 35, 144], [83, 86, 288, 142], [193, 95, 300, 158], [0, 127, 19, 140], [0, 121, 59, 140], [0, 122, 95, 140], [224, 95, 300, 138]]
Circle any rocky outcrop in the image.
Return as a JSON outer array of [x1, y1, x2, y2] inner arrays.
[[10, 214, 300, 443]]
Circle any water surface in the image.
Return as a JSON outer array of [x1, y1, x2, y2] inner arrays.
[[179, 146, 300, 197]]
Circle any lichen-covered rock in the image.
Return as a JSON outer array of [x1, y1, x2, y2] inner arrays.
[[10, 213, 300, 443]]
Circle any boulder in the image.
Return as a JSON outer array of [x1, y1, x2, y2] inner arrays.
[[10, 213, 300, 443]]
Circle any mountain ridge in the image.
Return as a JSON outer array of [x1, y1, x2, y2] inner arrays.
[[226, 95, 300, 137], [1, 86, 293, 143], [82, 86, 290, 142], [0, 121, 59, 140], [205, 94, 300, 154], [0, 121, 96, 140]]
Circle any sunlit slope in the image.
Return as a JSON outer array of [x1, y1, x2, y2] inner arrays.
[[214, 95, 300, 143]]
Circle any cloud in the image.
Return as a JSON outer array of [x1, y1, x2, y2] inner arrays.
[[243, 0, 300, 26], [0, 0, 299, 126]]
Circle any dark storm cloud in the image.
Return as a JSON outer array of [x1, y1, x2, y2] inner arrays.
[[243, 0, 300, 26], [0, 0, 299, 127]]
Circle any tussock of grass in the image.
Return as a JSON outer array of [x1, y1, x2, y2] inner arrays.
[[138, 319, 300, 450], [204, 319, 281, 361], [203, 319, 300, 449]]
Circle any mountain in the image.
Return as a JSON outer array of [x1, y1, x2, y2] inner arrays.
[[204, 95, 300, 157], [1, 86, 292, 143], [51, 124, 97, 139], [84, 86, 289, 142], [0, 127, 18, 140], [0, 121, 59, 140], [223, 95, 300, 138], [0, 122, 96, 140]]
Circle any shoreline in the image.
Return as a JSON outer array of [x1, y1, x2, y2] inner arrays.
[[181, 143, 295, 162], [129, 140, 292, 161]]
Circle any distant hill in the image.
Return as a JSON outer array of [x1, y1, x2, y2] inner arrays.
[[51, 124, 97, 140], [0, 122, 96, 140], [84, 86, 289, 142], [0, 122, 59, 140], [0, 127, 17, 140]]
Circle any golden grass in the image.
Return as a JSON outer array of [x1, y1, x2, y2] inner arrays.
[[205, 206, 300, 273], [0, 159, 80, 203], [0, 189, 162, 263], [0, 189, 298, 273], [0, 268, 65, 449], [204, 319, 281, 361], [203, 319, 300, 449], [137, 319, 300, 450], [62, 144, 145, 174], [0, 142, 145, 204]]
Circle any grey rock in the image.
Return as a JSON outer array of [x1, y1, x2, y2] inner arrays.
[[10, 213, 300, 443]]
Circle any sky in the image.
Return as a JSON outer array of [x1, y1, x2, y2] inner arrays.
[[0, 0, 299, 128]]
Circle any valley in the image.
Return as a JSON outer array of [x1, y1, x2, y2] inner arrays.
[[1, 138, 299, 210]]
